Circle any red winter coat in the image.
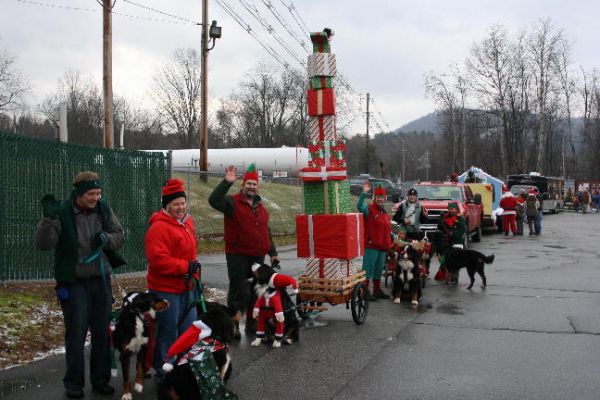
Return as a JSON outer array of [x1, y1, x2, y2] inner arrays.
[[365, 203, 392, 252], [145, 210, 198, 293]]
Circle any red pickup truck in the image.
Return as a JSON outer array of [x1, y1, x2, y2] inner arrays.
[[411, 182, 484, 247]]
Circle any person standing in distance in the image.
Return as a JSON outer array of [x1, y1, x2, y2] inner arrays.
[[34, 171, 124, 399], [145, 178, 200, 387], [209, 164, 279, 338]]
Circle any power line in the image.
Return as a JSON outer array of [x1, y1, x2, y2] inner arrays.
[[121, 0, 202, 25], [259, 0, 308, 53], [15, 0, 202, 26], [277, 0, 309, 35]]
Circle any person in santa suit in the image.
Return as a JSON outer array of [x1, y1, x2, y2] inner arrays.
[[499, 189, 518, 236], [357, 181, 393, 300]]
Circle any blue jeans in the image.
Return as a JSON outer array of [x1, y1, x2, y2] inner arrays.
[[149, 289, 197, 376], [535, 210, 542, 235], [60, 277, 112, 390]]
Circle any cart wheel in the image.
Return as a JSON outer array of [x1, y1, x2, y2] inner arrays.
[[295, 293, 310, 320], [351, 282, 369, 325]]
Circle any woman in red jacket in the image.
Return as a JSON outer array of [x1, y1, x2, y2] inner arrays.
[[145, 178, 200, 382]]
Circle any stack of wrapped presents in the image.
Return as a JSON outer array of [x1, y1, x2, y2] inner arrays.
[[295, 29, 365, 283]]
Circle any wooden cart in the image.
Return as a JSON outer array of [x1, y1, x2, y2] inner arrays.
[[295, 270, 369, 324]]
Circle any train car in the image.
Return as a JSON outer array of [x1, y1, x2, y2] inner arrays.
[[146, 146, 309, 178]]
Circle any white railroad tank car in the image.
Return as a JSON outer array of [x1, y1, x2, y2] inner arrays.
[[147, 147, 309, 178]]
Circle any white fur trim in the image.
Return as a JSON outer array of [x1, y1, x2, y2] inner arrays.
[[251, 263, 262, 272], [268, 273, 278, 288], [134, 383, 143, 393], [192, 320, 212, 340], [122, 393, 132, 400], [162, 363, 173, 372], [287, 287, 299, 296]]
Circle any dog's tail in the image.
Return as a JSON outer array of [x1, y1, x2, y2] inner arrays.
[[483, 254, 495, 264]]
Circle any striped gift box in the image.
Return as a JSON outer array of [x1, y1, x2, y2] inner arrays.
[[307, 53, 337, 77], [305, 258, 360, 279], [308, 115, 336, 141]]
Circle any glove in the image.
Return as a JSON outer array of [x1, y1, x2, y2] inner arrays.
[[94, 231, 109, 248], [188, 261, 201, 275], [162, 363, 174, 373], [55, 285, 69, 301], [41, 194, 60, 218], [275, 313, 285, 323]]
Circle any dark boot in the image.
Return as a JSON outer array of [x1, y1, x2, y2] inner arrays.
[[244, 318, 257, 334], [373, 280, 390, 299], [232, 320, 241, 340]]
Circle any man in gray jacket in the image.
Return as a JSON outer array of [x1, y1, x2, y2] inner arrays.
[[393, 188, 428, 240], [35, 171, 124, 399]]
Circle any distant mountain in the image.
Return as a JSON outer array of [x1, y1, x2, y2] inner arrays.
[[396, 112, 441, 134]]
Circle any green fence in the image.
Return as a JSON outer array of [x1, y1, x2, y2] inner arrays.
[[0, 131, 171, 281]]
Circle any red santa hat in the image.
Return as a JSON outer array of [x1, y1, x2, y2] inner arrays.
[[243, 163, 259, 184], [162, 320, 211, 372], [269, 273, 299, 295], [162, 178, 186, 208]]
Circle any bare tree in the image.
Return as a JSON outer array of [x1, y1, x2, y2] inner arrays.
[[0, 48, 29, 112], [152, 48, 201, 148], [529, 18, 564, 173]]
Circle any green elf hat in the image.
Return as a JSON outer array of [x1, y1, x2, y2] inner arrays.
[[373, 183, 387, 197], [448, 202, 459, 210], [243, 163, 259, 184]]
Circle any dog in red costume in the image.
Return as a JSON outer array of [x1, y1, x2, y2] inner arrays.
[[250, 263, 299, 348]]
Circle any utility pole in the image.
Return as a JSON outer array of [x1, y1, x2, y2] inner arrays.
[[199, 0, 209, 182], [365, 92, 370, 174], [102, 0, 114, 148]]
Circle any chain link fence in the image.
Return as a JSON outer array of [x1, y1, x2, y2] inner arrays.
[[0, 131, 171, 281]]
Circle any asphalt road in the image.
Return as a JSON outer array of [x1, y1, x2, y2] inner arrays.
[[1, 211, 600, 399]]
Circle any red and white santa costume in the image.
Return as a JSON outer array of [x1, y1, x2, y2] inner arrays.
[[500, 191, 518, 235], [252, 272, 298, 341]]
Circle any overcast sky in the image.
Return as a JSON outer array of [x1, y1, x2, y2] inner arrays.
[[2, 0, 600, 136]]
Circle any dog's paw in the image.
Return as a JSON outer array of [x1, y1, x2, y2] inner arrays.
[[134, 383, 143, 393], [285, 338, 293, 345], [121, 393, 133, 400], [480, 284, 486, 289], [272, 340, 282, 348], [411, 300, 419, 306], [250, 338, 262, 347], [393, 297, 401, 304]]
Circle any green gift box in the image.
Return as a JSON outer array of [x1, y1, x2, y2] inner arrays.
[[309, 76, 334, 90], [303, 180, 351, 214], [310, 31, 331, 53], [312, 42, 331, 53]]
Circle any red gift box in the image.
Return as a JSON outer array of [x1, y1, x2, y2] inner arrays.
[[299, 166, 347, 182], [296, 213, 364, 259], [307, 88, 335, 116]]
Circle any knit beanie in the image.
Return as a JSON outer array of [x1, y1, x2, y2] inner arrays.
[[243, 163, 259, 184], [162, 178, 186, 209]]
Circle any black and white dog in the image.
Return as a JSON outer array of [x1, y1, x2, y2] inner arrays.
[[251, 263, 300, 347], [392, 244, 422, 305], [444, 247, 495, 289], [112, 291, 169, 400], [162, 302, 236, 400]]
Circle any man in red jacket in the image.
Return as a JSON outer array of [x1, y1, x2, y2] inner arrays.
[[209, 164, 279, 338]]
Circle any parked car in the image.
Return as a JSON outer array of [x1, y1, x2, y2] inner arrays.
[[349, 177, 401, 202]]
